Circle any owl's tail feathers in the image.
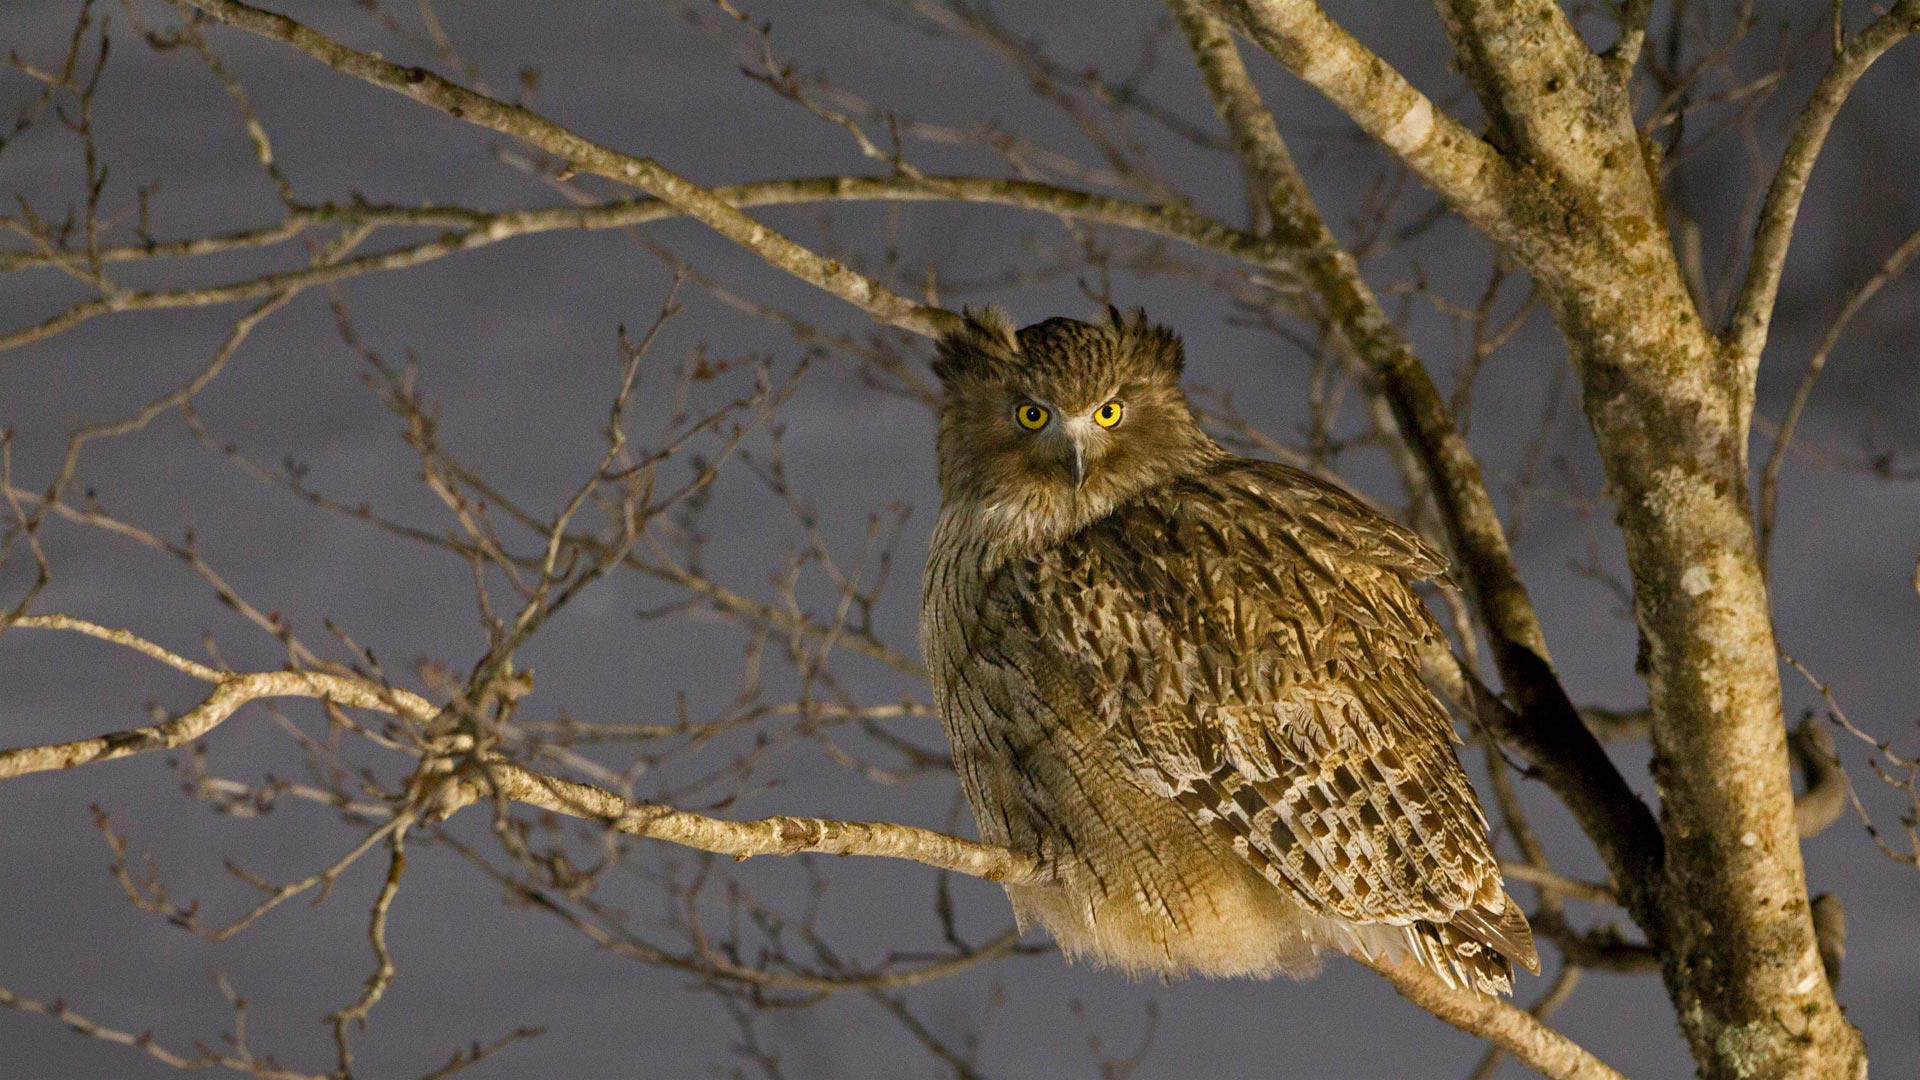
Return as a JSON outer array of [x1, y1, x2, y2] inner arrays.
[[1396, 892, 1539, 996], [1448, 892, 1540, 991], [1454, 892, 1540, 974]]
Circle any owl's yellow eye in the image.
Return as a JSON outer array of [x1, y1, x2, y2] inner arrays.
[[1014, 403, 1051, 431], [1093, 400, 1124, 428]]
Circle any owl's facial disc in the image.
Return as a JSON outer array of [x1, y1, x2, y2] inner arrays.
[[932, 313, 1215, 539], [1013, 396, 1120, 491]]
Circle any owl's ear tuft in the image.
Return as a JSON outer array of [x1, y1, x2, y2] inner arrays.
[[1115, 308, 1184, 380], [933, 306, 1021, 388]]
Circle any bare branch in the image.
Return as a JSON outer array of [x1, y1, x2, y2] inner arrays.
[[1529, 910, 1659, 974], [1724, 0, 1920, 367], [1605, 0, 1655, 76], [1466, 963, 1583, 1080], [0, 666, 419, 781], [1, 176, 1286, 279], [1359, 956, 1626, 1080], [177, 0, 957, 336], [1425, 0, 1653, 232], [94, 806, 407, 942], [328, 820, 412, 1076], [1758, 218, 1920, 568], [465, 759, 1043, 885], [1202, 0, 1526, 249], [1496, 861, 1617, 907], [0, 615, 1041, 885], [1811, 893, 1846, 988], [0, 982, 327, 1080]]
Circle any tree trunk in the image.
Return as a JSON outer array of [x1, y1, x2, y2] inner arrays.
[[1553, 268, 1867, 1080]]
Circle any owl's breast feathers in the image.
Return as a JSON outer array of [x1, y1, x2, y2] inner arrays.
[[932, 456, 1537, 994]]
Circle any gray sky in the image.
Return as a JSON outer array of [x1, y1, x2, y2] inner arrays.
[[2, 2, 1916, 1077]]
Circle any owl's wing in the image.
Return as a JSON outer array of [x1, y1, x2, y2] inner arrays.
[[988, 458, 1536, 978]]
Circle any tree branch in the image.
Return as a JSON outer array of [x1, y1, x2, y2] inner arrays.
[[0, 982, 330, 1080], [1359, 956, 1626, 1080], [0, 616, 432, 780], [1757, 217, 1920, 569], [444, 761, 1042, 885], [1724, 0, 1920, 368], [1202, 0, 1527, 251], [1605, 0, 1655, 77], [0, 614, 1040, 885], [0, 176, 1292, 357], [1426, 0, 1638, 212], [1, 178, 1286, 278], [176, 0, 958, 336]]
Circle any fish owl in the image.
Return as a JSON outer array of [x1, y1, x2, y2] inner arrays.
[[920, 308, 1537, 994]]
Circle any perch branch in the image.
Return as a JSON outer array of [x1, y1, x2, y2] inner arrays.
[[441, 762, 1042, 885], [0, 615, 1040, 884], [1359, 956, 1626, 1080]]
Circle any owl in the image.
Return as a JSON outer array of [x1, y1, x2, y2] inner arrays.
[[920, 308, 1537, 995]]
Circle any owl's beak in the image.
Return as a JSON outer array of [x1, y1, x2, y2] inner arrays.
[[1065, 435, 1088, 489]]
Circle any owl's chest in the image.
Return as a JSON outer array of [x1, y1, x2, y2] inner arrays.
[[923, 538, 1102, 754], [919, 533, 996, 707]]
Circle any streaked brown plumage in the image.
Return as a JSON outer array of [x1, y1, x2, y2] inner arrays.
[[920, 308, 1537, 994]]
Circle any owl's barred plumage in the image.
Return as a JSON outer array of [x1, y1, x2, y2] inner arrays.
[[921, 308, 1538, 995]]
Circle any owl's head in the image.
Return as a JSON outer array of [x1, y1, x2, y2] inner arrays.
[[930, 307, 1215, 545]]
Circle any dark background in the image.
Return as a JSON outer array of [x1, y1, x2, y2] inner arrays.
[[2, 2, 1915, 1077]]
